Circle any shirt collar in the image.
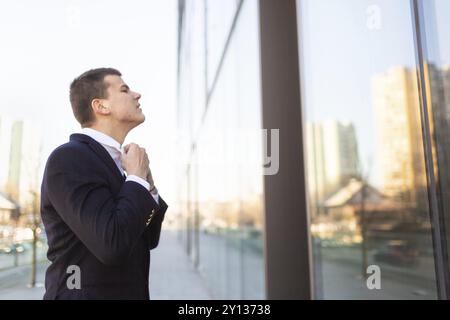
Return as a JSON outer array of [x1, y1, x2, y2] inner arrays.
[[81, 128, 123, 153]]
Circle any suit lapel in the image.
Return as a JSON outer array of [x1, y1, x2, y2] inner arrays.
[[70, 133, 125, 184]]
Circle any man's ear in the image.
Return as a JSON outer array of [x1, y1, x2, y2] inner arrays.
[[91, 98, 110, 116]]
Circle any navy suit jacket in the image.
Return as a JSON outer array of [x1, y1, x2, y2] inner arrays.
[[40, 133, 168, 300]]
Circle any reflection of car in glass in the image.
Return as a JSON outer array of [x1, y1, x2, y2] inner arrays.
[[0, 243, 26, 254], [374, 241, 419, 267]]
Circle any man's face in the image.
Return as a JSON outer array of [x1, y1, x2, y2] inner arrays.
[[102, 75, 144, 128]]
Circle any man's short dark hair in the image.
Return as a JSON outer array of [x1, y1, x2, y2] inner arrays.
[[70, 68, 122, 127]]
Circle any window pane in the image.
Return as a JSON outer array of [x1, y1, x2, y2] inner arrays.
[[298, 0, 438, 299], [205, 0, 241, 90], [186, 0, 265, 299]]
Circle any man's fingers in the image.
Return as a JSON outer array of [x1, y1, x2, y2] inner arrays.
[[123, 143, 139, 153]]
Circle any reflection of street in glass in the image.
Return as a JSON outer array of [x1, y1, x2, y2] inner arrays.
[[300, 0, 448, 298], [373, 240, 419, 267]]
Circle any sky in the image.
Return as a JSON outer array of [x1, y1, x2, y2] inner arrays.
[[0, 0, 178, 203]]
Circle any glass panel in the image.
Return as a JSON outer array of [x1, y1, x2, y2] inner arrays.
[[298, 0, 438, 299], [196, 0, 264, 299], [205, 0, 241, 90], [178, 0, 206, 154], [421, 0, 450, 279]]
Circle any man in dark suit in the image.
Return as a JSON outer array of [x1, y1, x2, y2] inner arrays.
[[40, 68, 167, 299]]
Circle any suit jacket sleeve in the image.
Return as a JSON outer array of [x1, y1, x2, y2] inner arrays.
[[145, 196, 168, 250], [44, 147, 158, 266]]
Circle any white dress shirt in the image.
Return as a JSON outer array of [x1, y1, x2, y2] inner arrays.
[[81, 128, 159, 204]]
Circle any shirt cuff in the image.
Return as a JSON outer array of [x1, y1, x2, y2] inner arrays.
[[126, 175, 150, 190]]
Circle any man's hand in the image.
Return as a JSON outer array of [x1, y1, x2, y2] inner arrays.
[[121, 143, 149, 180]]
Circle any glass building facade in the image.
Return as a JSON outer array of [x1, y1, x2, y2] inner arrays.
[[177, 0, 450, 299], [177, 0, 265, 299]]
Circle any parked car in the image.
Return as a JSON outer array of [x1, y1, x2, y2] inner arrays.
[[374, 240, 419, 267], [0, 243, 26, 254]]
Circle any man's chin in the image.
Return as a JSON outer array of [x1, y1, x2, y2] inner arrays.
[[131, 115, 146, 128]]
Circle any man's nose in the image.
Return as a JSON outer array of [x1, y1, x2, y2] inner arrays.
[[134, 92, 141, 100]]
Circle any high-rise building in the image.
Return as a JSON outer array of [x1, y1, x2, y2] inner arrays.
[[372, 66, 427, 204], [306, 120, 360, 213], [6, 119, 42, 210], [0, 116, 13, 191]]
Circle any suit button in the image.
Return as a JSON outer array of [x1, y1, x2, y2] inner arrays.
[[146, 213, 154, 225]]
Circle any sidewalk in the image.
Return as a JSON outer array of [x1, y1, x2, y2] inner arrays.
[[0, 262, 48, 299], [150, 230, 212, 299], [0, 230, 212, 300]]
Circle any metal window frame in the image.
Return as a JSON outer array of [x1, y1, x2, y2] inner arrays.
[[259, 0, 313, 299], [411, 0, 450, 300]]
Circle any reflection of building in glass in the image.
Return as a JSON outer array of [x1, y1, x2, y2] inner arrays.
[[297, 0, 449, 300], [443, 65, 450, 104], [426, 64, 450, 240], [427, 64, 450, 185], [372, 66, 427, 204], [306, 120, 360, 215], [0, 192, 19, 226], [320, 179, 414, 242]]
